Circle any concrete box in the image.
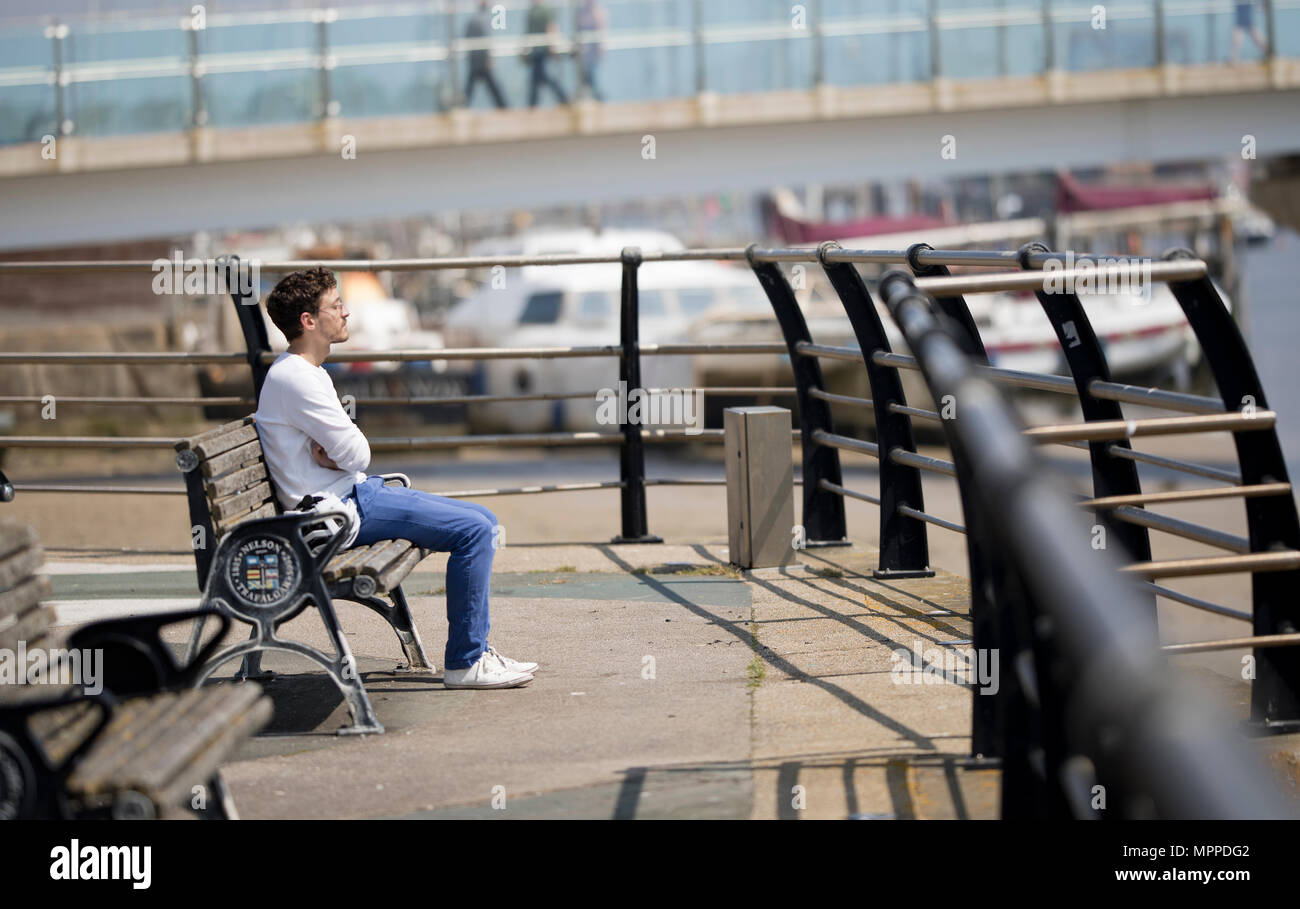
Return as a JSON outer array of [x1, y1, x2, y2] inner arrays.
[[724, 406, 795, 569]]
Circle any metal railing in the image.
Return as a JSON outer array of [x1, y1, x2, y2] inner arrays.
[[764, 239, 1300, 743], [2, 237, 1297, 814], [875, 267, 1289, 819], [0, 248, 808, 545]]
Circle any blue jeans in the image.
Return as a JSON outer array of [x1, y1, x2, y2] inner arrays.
[[344, 476, 497, 670]]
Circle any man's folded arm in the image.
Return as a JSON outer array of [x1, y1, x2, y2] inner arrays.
[[291, 382, 371, 473]]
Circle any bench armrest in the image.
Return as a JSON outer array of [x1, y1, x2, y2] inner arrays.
[[67, 609, 232, 697], [379, 473, 411, 488], [0, 688, 117, 786]]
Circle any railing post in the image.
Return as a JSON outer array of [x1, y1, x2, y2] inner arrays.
[[1164, 249, 1300, 730], [746, 245, 847, 547], [221, 255, 272, 400], [903, 244, 997, 751], [1041, 0, 1055, 72], [185, 13, 207, 128], [1017, 243, 1154, 588], [1264, 0, 1277, 61], [612, 247, 661, 544], [997, 0, 1009, 77], [1154, 0, 1166, 67], [48, 19, 70, 138], [818, 243, 930, 575], [693, 0, 706, 94], [315, 9, 337, 119], [907, 244, 987, 363], [810, 0, 824, 87], [444, 0, 460, 110], [927, 0, 941, 79]]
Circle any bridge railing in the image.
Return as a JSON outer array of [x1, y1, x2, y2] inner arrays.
[[2, 0, 1296, 145]]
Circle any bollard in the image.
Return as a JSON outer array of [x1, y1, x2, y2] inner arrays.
[[725, 407, 795, 570]]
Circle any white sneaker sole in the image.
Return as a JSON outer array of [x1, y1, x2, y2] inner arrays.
[[443, 673, 535, 690]]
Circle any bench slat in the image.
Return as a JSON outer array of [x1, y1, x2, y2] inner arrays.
[[213, 501, 277, 537], [324, 545, 377, 578], [0, 575, 49, 623], [375, 546, 426, 594], [205, 461, 268, 501], [0, 604, 57, 665], [359, 540, 414, 577], [66, 692, 188, 791], [202, 439, 264, 478], [29, 699, 102, 767], [68, 687, 263, 796], [151, 696, 273, 818], [175, 416, 254, 453], [210, 482, 273, 521], [119, 685, 267, 795], [193, 424, 260, 460], [0, 545, 44, 594], [0, 521, 37, 562]]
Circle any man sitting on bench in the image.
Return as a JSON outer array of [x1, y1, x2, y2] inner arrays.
[[254, 267, 538, 689]]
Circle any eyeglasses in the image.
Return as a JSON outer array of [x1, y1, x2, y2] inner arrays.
[[318, 302, 348, 316]]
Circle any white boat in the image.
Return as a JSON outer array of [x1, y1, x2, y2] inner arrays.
[[447, 228, 770, 432]]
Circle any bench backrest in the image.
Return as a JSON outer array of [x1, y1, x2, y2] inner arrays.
[[0, 519, 55, 699], [175, 415, 284, 587]]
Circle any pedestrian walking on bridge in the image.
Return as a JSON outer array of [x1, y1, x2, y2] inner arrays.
[[574, 0, 607, 102], [464, 0, 508, 109], [525, 0, 569, 107]]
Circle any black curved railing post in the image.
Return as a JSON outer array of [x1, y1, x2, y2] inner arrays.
[[746, 244, 847, 546], [1164, 248, 1300, 729], [612, 247, 662, 544], [817, 242, 931, 576], [904, 243, 999, 751], [222, 254, 272, 400], [1018, 243, 1154, 584], [907, 243, 989, 363]]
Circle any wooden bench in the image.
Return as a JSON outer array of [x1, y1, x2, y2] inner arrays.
[[0, 519, 271, 819], [175, 416, 436, 735]]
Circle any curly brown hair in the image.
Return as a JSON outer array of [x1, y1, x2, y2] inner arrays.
[[265, 267, 337, 341]]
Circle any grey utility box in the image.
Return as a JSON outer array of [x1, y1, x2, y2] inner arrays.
[[725, 406, 795, 570]]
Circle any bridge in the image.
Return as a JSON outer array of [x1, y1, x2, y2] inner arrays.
[[1, 0, 1299, 248]]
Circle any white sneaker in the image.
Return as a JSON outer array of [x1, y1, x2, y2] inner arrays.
[[485, 644, 539, 675], [443, 651, 534, 689]]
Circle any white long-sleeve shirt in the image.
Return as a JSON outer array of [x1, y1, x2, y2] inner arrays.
[[254, 352, 370, 509]]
